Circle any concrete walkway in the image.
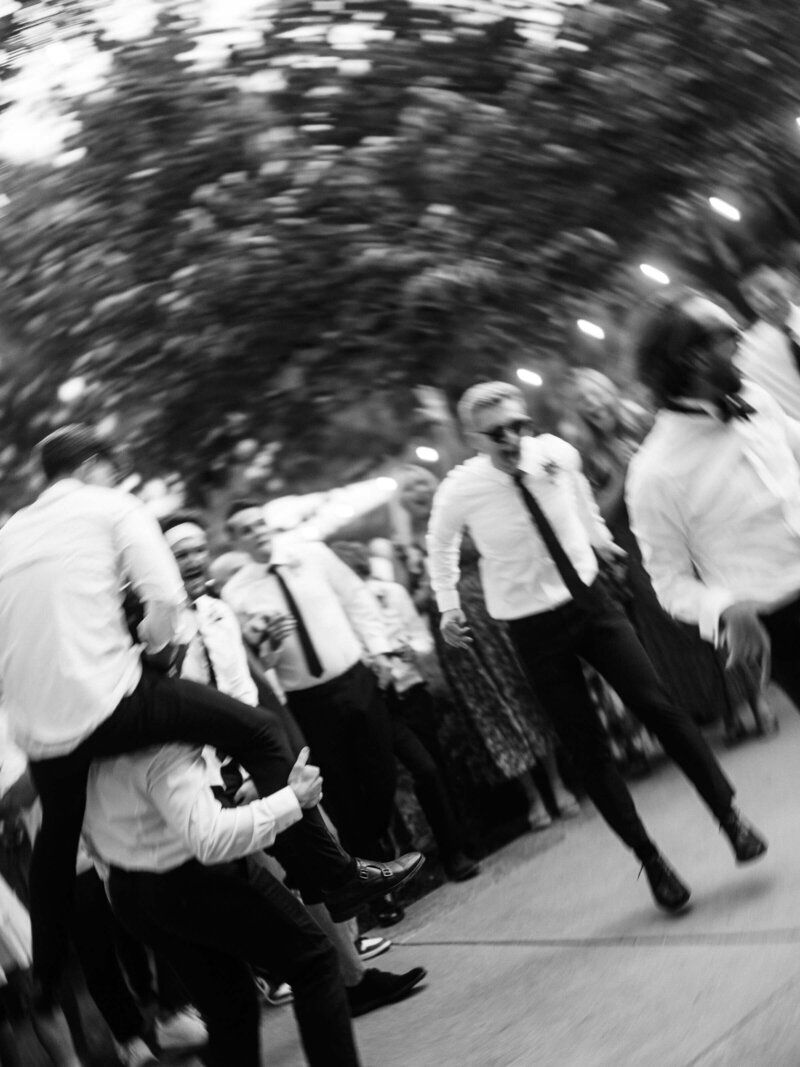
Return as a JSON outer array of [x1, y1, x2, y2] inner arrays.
[[262, 689, 800, 1067]]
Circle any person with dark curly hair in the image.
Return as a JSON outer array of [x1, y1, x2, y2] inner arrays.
[[628, 288, 800, 728]]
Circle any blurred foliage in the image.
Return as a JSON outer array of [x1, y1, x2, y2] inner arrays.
[[3, 0, 800, 507]]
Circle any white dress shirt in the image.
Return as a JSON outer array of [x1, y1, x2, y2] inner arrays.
[[176, 594, 258, 792], [0, 480, 186, 759], [177, 596, 258, 706], [83, 744, 301, 872], [222, 542, 391, 692], [627, 382, 800, 644], [427, 435, 615, 620], [367, 577, 433, 693], [736, 307, 800, 421]]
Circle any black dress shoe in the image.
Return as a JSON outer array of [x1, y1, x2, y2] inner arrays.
[[720, 807, 768, 864], [347, 967, 427, 1017], [640, 854, 691, 913], [443, 852, 481, 883], [325, 852, 424, 923]]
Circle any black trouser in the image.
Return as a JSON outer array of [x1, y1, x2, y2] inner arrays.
[[763, 595, 800, 710], [108, 859, 361, 1067], [386, 683, 464, 861], [28, 669, 353, 1003], [507, 591, 734, 857], [287, 663, 397, 860], [73, 868, 188, 1044]]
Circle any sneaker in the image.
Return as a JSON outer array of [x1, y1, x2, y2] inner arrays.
[[113, 1036, 160, 1066], [347, 967, 427, 1017], [720, 807, 768, 864], [154, 1007, 208, 1051], [254, 976, 294, 1006], [356, 935, 392, 961], [639, 853, 691, 913]]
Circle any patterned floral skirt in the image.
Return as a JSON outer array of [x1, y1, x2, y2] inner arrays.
[[423, 567, 551, 786]]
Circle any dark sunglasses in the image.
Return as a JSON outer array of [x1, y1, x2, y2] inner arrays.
[[479, 417, 533, 444]]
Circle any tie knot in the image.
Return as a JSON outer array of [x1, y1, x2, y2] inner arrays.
[[512, 469, 525, 484]]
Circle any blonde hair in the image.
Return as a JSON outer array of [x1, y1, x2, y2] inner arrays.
[[456, 381, 525, 432]]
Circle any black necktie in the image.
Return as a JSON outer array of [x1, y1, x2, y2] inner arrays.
[[512, 471, 595, 609], [784, 326, 800, 377], [663, 395, 755, 423], [269, 565, 324, 678]]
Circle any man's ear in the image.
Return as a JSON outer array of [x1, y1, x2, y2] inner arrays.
[[465, 429, 484, 453]]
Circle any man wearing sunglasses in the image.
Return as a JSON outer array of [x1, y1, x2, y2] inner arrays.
[[427, 380, 766, 915], [629, 290, 800, 745]]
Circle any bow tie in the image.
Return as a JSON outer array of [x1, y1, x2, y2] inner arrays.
[[664, 394, 756, 423]]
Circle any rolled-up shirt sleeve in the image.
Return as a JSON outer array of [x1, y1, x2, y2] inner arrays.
[[147, 747, 302, 866], [627, 468, 733, 644], [427, 476, 466, 614], [114, 502, 186, 653]]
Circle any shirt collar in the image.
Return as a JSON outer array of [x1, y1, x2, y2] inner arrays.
[[473, 436, 544, 484], [36, 477, 85, 503], [665, 397, 721, 418]]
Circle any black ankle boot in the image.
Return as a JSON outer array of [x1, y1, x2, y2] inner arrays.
[[720, 807, 768, 864], [639, 853, 691, 912]]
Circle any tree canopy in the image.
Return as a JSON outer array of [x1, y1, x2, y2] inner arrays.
[[2, 0, 800, 508]]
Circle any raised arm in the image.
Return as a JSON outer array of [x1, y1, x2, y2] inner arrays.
[[114, 501, 186, 653]]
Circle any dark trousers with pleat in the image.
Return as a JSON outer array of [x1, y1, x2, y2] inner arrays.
[[287, 663, 397, 860], [108, 858, 361, 1067], [507, 588, 734, 858], [28, 668, 353, 1005]]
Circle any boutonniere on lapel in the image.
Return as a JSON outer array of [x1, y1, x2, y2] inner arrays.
[[541, 459, 560, 482]]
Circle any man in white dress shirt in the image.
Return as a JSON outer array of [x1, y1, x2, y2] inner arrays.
[[737, 265, 800, 420], [160, 512, 427, 1017], [0, 426, 417, 1013], [83, 738, 365, 1067], [223, 501, 403, 868], [628, 289, 800, 726], [427, 381, 766, 914]]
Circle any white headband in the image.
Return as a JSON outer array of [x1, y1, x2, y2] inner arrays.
[[164, 522, 205, 549]]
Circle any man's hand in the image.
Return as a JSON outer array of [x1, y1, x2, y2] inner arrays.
[[595, 542, 627, 565], [265, 613, 297, 649], [440, 608, 472, 649], [0, 769, 37, 816], [367, 653, 394, 689], [288, 747, 323, 809], [720, 601, 772, 688], [233, 779, 258, 806]]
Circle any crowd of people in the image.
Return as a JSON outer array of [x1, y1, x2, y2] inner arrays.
[[1, 262, 800, 1065]]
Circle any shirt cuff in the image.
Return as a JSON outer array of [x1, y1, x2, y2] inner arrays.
[[698, 589, 737, 646], [436, 590, 461, 614], [258, 785, 303, 834]]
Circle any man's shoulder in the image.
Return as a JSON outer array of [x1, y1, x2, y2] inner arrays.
[[196, 594, 238, 625], [527, 434, 580, 467], [222, 560, 264, 598], [743, 380, 785, 417], [627, 429, 678, 497]]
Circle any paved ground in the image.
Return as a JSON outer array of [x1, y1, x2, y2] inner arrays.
[[259, 688, 800, 1067], [18, 690, 800, 1066]]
